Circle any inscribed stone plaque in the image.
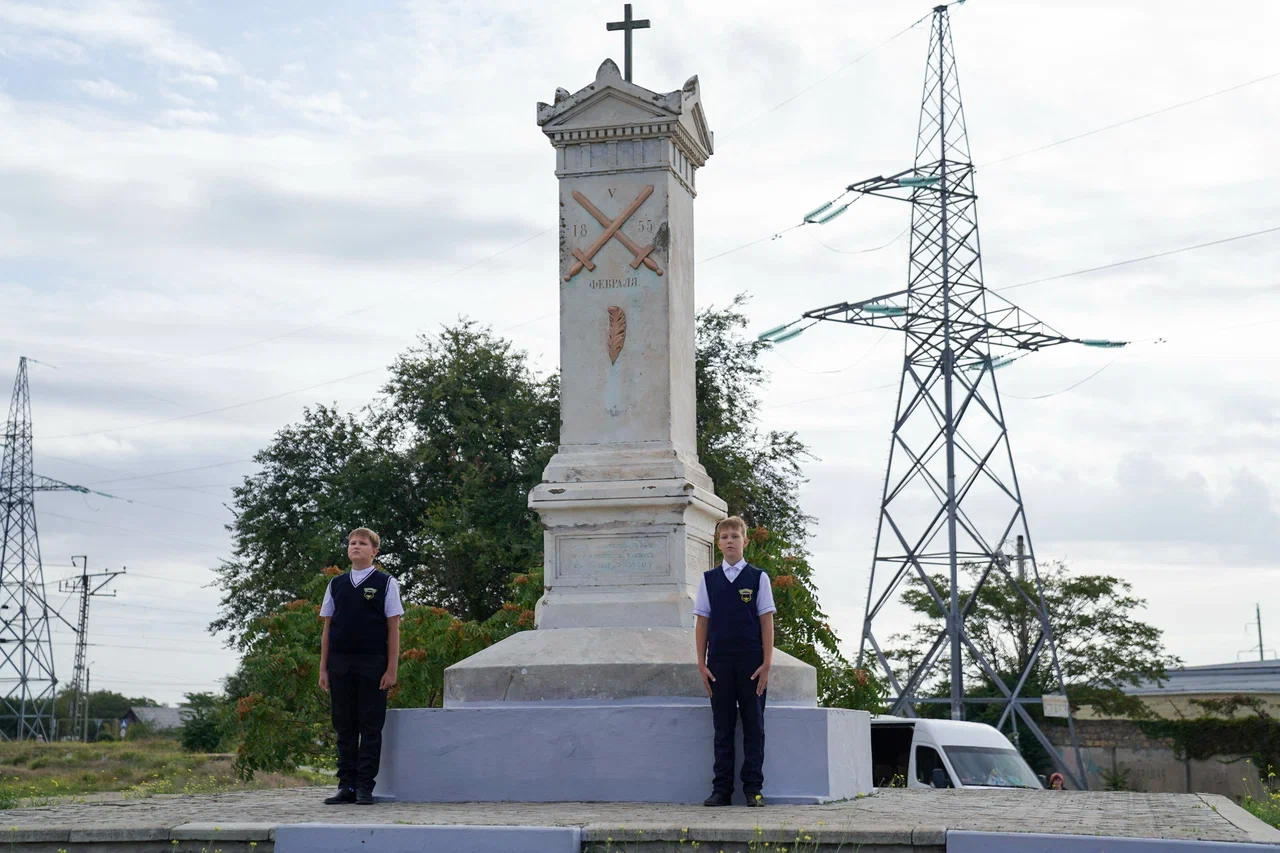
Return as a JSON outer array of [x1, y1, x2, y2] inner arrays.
[[557, 534, 667, 579], [686, 536, 711, 576]]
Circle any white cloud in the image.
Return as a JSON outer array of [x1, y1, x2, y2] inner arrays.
[[172, 70, 217, 90], [0, 0, 231, 74], [3, 0, 1279, 701], [72, 76, 135, 103], [162, 107, 217, 125]]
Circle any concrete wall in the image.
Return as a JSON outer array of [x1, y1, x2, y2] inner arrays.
[[1048, 720, 1263, 799]]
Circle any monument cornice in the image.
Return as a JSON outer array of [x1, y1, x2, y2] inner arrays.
[[538, 58, 713, 169], [543, 120, 711, 170]]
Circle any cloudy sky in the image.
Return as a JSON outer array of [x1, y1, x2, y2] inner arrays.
[[2, 0, 1277, 706]]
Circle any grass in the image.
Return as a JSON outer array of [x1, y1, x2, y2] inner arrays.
[[1242, 766, 1280, 830], [0, 738, 325, 808]]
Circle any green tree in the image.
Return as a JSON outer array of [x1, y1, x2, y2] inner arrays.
[[890, 559, 1182, 719], [212, 406, 418, 638], [382, 322, 558, 620], [180, 692, 229, 753], [214, 322, 557, 638]]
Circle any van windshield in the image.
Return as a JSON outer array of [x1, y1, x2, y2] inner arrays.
[[942, 745, 1041, 789]]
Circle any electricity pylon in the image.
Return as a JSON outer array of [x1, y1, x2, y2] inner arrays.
[[1, 357, 95, 740], [770, 4, 1123, 789]]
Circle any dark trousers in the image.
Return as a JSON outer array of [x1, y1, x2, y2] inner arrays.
[[709, 654, 767, 795], [328, 654, 388, 793]]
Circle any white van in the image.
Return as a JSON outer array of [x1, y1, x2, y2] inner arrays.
[[869, 716, 1044, 789]]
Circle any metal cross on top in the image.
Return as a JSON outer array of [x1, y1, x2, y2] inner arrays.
[[606, 3, 650, 83]]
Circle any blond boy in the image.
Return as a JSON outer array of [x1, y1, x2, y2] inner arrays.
[[694, 515, 776, 806], [318, 528, 403, 804]]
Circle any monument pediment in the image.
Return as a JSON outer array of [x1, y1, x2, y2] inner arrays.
[[538, 59, 713, 161]]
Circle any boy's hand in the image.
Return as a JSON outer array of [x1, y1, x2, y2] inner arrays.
[[698, 663, 716, 698], [379, 670, 397, 691], [319, 670, 330, 693], [751, 662, 771, 696]]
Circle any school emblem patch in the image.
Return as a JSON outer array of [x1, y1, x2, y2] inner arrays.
[[739, 588, 753, 604], [363, 587, 377, 601]]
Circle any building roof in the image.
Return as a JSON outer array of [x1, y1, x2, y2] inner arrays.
[[123, 706, 193, 730], [1124, 660, 1280, 697]]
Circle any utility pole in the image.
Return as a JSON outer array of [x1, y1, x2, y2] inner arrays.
[[1258, 604, 1265, 663], [83, 667, 90, 742], [58, 557, 123, 742]]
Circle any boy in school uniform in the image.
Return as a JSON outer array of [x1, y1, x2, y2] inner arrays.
[[318, 527, 403, 805], [695, 515, 776, 807]]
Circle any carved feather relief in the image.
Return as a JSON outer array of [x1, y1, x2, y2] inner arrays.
[[607, 306, 626, 364]]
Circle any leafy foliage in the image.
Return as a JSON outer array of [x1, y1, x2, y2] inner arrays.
[[889, 559, 1180, 719], [214, 322, 556, 637], [741, 524, 883, 711], [231, 567, 540, 780], [1137, 695, 1280, 775], [180, 692, 230, 753], [695, 296, 811, 544], [382, 323, 558, 619]]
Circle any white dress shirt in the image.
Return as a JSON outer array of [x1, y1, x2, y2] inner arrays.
[[319, 566, 405, 618], [693, 558, 777, 618]]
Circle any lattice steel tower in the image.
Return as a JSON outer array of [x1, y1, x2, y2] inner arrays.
[[1, 358, 89, 740], [790, 5, 1120, 788]]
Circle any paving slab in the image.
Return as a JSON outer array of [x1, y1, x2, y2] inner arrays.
[[1, 786, 1273, 850]]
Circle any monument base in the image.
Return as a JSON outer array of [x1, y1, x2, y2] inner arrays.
[[445, 626, 818, 705], [378, 704, 872, 804]]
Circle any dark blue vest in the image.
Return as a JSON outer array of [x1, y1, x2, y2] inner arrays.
[[327, 569, 390, 657], [705, 564, 764, 658]]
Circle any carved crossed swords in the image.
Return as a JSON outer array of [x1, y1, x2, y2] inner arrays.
[[564, 185, 664, 281]]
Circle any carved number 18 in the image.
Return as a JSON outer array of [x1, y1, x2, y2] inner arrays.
[[572, 224, 590, 237]]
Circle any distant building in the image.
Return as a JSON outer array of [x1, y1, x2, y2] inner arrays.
[[1119, 659, 1280, 719], [119, 706, 193, 737]]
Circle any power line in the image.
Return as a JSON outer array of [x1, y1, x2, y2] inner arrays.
[[807, 226, 909, 256], [725, 10, 931, 134], [50, 229, 553, 373], [1002, 358, 1120, 401], [79, 458, 254, 487], [85, 642, 229, 657], [36, 453, 236, 499], [980, 69, 1280, 168], [994, 224, 1280, 292], [43, 367, 381, 442], [39, 510, 228, 551]]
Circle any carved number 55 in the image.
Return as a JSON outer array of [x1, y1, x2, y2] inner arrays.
[[634, 219, 655, 233]]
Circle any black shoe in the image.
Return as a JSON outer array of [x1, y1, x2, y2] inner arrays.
[[324, 787, 356, 805], [745, 791, 765, 807], [703, 790, 732, 807], [355, 789, 375, 805]]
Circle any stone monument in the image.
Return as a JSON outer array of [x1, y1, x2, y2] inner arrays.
[[378, 18, 872, 804]]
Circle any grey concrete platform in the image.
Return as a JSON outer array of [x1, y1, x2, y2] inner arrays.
[[275, 823, 581, 853], [378, 703, 872, 804], [2, 787, 1277, 852]]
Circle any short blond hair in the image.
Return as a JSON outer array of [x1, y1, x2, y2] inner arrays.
[[348, 527, 380, 550], [715, 516, 747, 538]]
